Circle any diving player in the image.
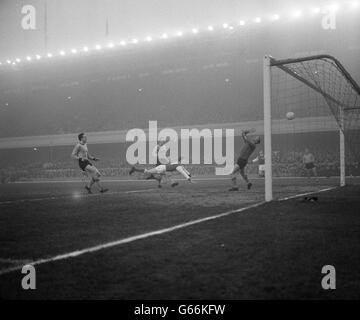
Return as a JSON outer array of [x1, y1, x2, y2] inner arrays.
[[145, 137, 170, 182], [130, 162, 192, 187], [129, 137, 192, 187]]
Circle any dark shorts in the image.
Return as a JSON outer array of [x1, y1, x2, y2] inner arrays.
[[79, 159, 92, 171], [237, 158, 248, 170], [166, 164, 179, 172], [305, 162, 315, 170]]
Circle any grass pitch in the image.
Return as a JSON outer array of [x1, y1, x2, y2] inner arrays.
[[0, 176, 359, 299]]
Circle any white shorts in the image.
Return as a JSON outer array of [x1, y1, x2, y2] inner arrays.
[[259, 165, 265, 172], [145, 165, 167, 175]]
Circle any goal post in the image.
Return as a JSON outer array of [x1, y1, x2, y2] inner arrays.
[[339, 106, 346, 187], [263, 54, 360, 201], [263, 56, 273, 202]]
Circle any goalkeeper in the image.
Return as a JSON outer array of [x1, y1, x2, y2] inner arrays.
[[229, 129, 261, 191]]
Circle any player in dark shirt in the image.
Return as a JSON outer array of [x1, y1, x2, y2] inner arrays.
[[303, 148, 319, 182], [229, 129, 261, 191]]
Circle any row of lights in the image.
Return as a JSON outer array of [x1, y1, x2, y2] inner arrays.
[[0, 1, 359, 68]]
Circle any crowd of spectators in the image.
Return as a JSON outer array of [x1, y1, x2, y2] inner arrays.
[[1, 149, 359, 183]]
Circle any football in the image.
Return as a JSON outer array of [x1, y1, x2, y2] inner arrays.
[[286, 111, 295, 120]]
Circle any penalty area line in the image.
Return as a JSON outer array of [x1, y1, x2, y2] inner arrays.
[[0, 201, 265, 276]]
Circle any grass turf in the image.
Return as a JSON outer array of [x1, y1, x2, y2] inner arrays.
[[0, 178, 359, 299]]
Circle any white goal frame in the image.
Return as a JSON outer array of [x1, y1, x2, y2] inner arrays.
[[262, 54, 360, 201]]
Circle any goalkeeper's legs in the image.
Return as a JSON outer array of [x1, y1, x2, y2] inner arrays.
[[229, 164, 240, 191], [240, 167, 252, 190], [229, 163, 252, 191], [239, 167, 249, 183]]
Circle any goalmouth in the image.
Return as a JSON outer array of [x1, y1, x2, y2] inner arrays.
[[263, 54, 360, 201]]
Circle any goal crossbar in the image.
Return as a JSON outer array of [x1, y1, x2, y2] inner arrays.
[[270, 54, 360, 97]]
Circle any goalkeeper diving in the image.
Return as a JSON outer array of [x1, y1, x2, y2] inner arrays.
[[229, 129, 261, 191]]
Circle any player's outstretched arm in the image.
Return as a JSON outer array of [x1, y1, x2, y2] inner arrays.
[[241, 129, 250, 142]]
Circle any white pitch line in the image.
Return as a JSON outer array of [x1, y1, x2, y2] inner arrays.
[[0, 201, 265, 276], [0, 188, 157, 205], [278, 187, 337, 201]]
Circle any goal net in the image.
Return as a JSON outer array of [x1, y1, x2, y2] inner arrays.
[[263, 54, 360, 201]]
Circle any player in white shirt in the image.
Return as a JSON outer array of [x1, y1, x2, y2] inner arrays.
[[71, 133, 108, 194], [129, 137, 192, 187]]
